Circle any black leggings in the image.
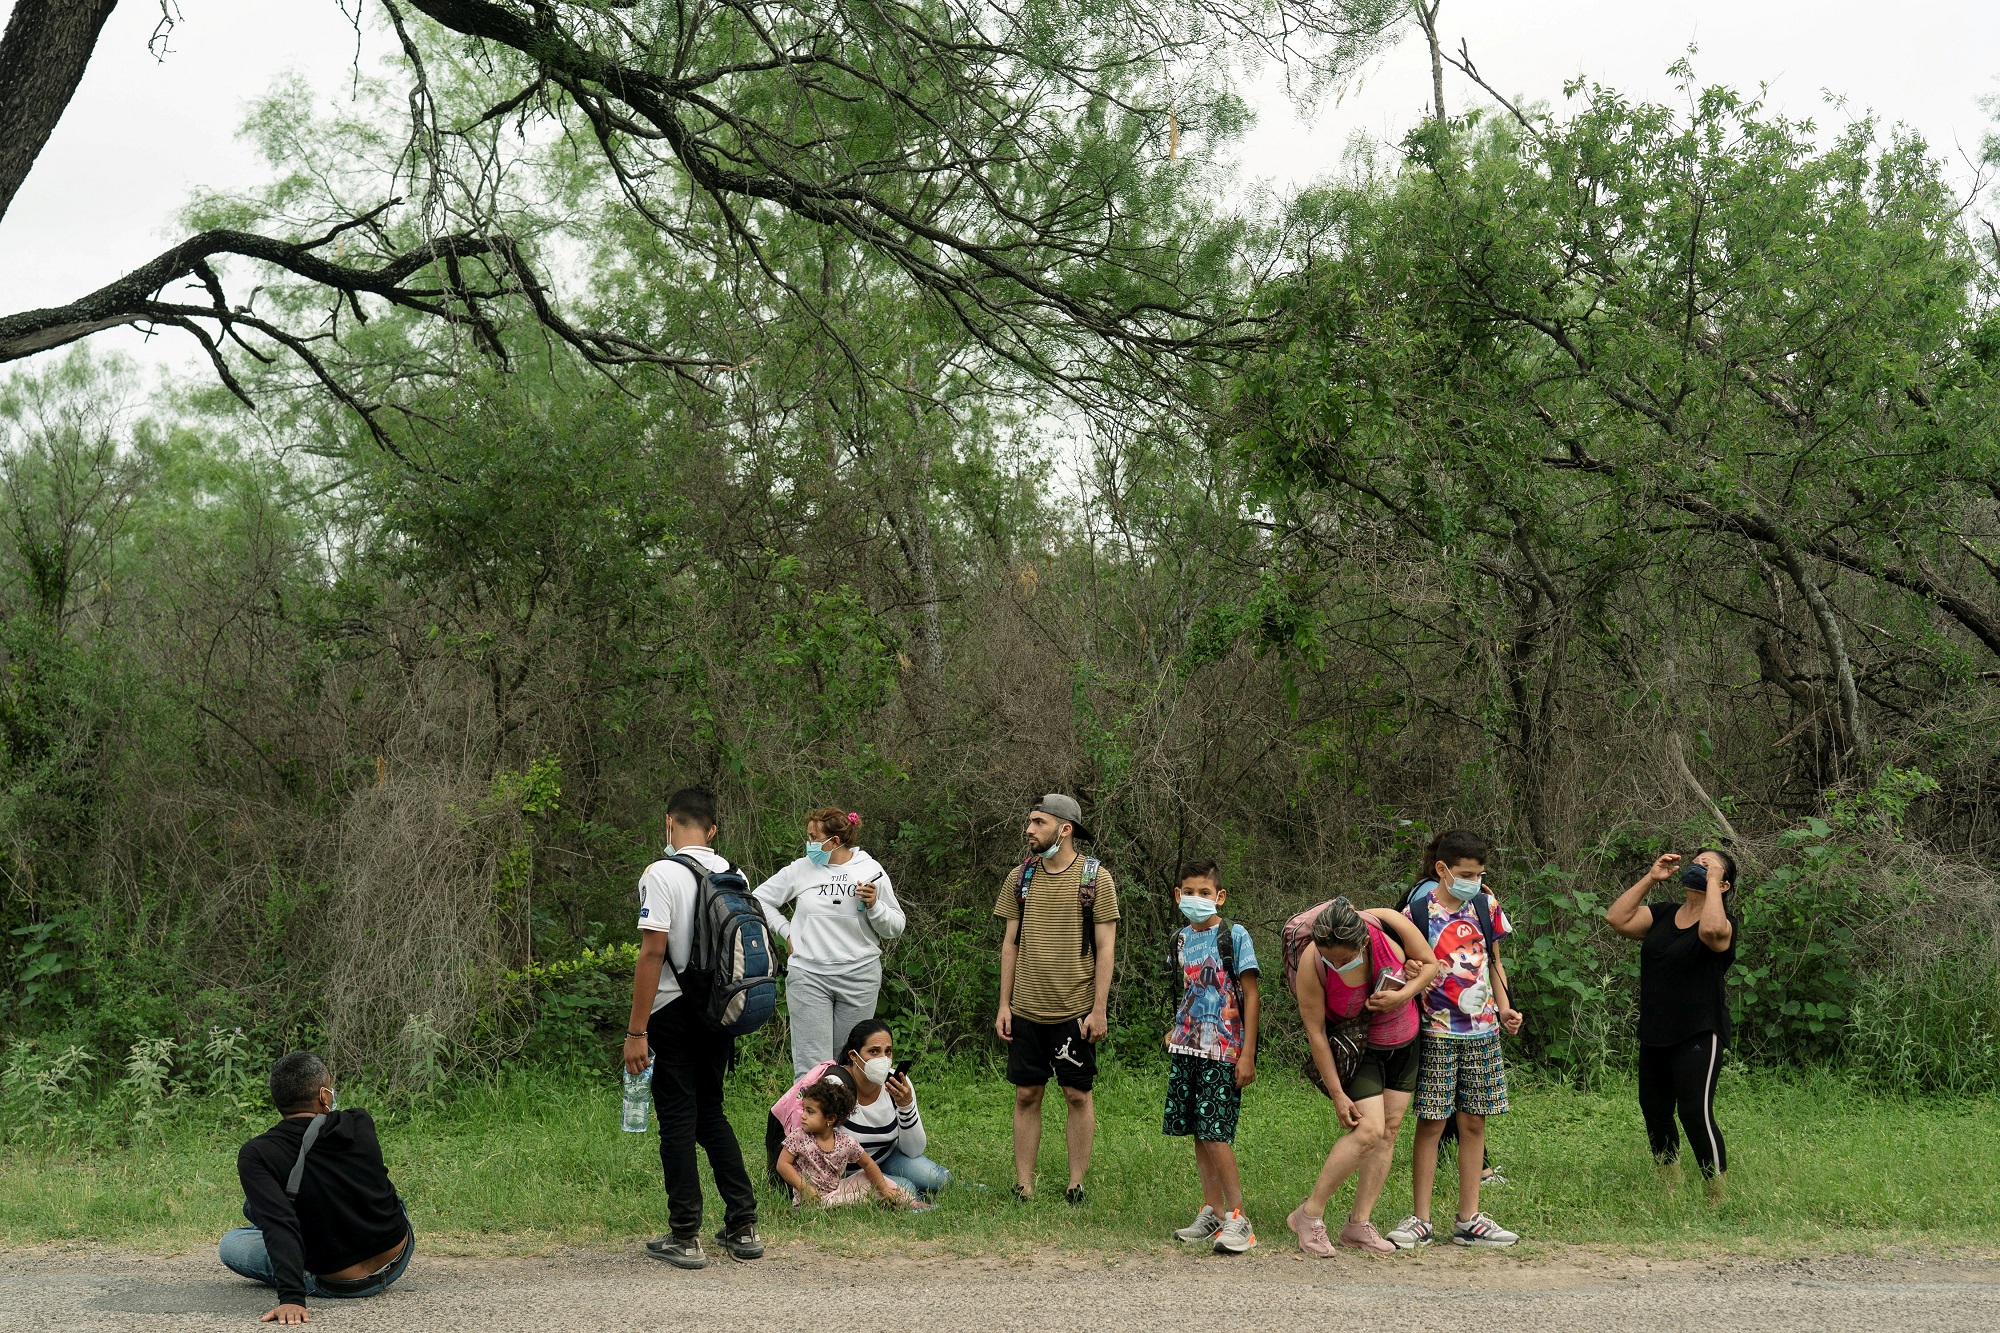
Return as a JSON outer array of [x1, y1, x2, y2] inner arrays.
[[1638, 1032, 1727, 1178]]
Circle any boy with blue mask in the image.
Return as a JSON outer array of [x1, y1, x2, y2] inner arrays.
[[1162, 862, 1262, 1253], [1386, 827, 1524, 1250]]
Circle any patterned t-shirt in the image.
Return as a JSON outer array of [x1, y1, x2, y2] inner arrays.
[[1405, 881, 1513, 1038], [1165, 922, 1260, 1063]]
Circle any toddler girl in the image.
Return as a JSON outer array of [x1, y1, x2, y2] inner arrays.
[[776, 1077, 913, 1209]]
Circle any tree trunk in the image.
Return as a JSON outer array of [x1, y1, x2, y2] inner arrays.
[[0, 0, 121, 225], [1414, 1, 1446, 123], [1770, 529, 1868, 763]]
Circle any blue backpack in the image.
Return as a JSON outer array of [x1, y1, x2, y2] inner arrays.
[[665, 854, 778, 1036]]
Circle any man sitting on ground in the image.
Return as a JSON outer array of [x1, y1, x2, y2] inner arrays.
[[220, 1052, 413, 1324]]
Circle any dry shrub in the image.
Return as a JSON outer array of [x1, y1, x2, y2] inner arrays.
[[320, 768, 512, 1083]]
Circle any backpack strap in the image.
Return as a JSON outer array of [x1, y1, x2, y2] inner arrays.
[[284, 1114, 328, 1200], [1474, 894, 1498, 958], [1078, 857, 1100, 957]]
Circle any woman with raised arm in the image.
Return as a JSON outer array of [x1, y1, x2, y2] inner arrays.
[[1605, 847, 1740, 1201], [753, 807, 906, 1078]]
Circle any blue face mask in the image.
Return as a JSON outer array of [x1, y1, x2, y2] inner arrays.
[[806, 841, 832, 867], [1178, 895, 1218, 923], [1681, 864, 1709, 891], [327, 1088, 338, 1112], [1331, 951, 1366, 976], [1446, 874, 1483, 902], [1038, 836, 1063, 861]]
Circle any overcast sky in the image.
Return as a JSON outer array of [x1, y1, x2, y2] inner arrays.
[[2, 0, 1995, 377]]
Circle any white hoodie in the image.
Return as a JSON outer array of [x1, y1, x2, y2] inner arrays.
[[753, 849, 906, 976]]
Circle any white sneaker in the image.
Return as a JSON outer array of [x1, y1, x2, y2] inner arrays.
[[1451, 1212, 1519, 1247], [1174, 1204, 1222, 1243], [1213, 1209, 1257, 1254], [1385, 1215, 1434, 1249]]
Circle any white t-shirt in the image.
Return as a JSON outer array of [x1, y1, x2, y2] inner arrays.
[[752, 850, 905, 977], [636, 845, 731, 1012]]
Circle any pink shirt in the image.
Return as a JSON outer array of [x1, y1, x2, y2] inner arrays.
[[1320, 917, 1420, 1048]]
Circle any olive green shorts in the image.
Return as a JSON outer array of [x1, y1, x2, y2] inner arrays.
[[1344, 1038, 1421, 1101]]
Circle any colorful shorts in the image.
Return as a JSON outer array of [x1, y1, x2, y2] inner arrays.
[[1416, 1031, 1509, 1120], [1162, 1051, 1242, 1143]]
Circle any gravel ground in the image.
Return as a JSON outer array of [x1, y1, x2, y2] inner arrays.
[[4, 1243, 1996, 1331]]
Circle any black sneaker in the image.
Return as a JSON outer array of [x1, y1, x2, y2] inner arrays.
[[1010, 1184, 1032, 1202], [644, 1235, 707, 1269], [1065, 1186, 1086, 1207], [712, 1226, 765, 1261]]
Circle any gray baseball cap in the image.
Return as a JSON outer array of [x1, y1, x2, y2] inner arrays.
[[1031, 793, 1092, 841]]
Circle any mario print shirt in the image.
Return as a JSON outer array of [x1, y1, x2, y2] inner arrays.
[[1165, 923, 1259, 1063], [1405, 881, 1513, 1039]]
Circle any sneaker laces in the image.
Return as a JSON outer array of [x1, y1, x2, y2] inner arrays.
[[1350, 1220, 1385, 1243]]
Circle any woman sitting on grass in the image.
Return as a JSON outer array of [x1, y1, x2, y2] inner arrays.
[[1286, 898, 1439, 1256], [766, 1019, 950, 1199], [777, 1077, 917, 1209], [1605, 847, 1739, 1201]]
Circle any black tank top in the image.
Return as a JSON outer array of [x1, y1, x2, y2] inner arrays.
[[1637, 900, 1738, 1048]]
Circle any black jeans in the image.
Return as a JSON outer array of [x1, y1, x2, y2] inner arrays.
[[1638, 1031, 1727, 1177], [648, 997, 757, 1240]]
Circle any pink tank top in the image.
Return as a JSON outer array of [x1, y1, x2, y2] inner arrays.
[[1320, 917, 1419, 1048]]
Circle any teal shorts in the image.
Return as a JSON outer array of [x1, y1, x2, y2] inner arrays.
[[1162, 1052, 1242, 1143]]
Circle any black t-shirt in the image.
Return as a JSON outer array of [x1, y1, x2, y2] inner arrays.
[[1637, 899, 1738, 1048]]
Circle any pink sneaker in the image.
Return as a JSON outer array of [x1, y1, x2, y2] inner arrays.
[[1286, 1206, 1336, 1258], [1338, 1219, 1396, 1253]]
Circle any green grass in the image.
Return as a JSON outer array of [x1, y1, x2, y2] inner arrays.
[[4, 1059, 1995, 1256]]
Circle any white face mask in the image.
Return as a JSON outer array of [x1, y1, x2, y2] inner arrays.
[[861, 1056, 894, 1085]]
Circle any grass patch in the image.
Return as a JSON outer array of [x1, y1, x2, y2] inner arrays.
[[3, 1059, 1994, 1256]]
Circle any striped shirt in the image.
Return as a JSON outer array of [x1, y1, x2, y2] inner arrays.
[[993, 855, 1121, 1023]]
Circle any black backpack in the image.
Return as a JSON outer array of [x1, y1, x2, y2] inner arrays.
[[665, 854, 778, 1036], [1015, 854, 1102, 956]]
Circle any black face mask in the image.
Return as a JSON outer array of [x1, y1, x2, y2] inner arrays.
[[1680, 865, 1709, 891]]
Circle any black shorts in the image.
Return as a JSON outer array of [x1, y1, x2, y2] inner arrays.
[[1006, 1015, 1097, 1091], [1346, 1039, 1421, 1101]]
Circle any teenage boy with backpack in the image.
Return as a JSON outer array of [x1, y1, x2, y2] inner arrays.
[[993, 793, 1120, 1204], [623, 786, 772, 1270], [1163, 861, 1261, 1253], [1385, 828, 1525, 1249]]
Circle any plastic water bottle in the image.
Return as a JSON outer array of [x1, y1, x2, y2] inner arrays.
[[622, 1061, 653, 1133]]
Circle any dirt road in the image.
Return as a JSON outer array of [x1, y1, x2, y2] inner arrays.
[[4, 1244, 1996, 1331]]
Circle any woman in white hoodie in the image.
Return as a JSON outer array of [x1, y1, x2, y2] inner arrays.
[[754, 807, 907, 1077]]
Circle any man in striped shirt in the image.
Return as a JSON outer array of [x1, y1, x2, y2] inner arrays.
[[993, 794, 1120, 1204]]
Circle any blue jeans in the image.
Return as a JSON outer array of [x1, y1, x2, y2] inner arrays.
[[219, 1225, 413, 1299], [876, 1150, 952, 1198]]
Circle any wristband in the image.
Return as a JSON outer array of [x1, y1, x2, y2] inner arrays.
[[625, 1030, 647, 1038]]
